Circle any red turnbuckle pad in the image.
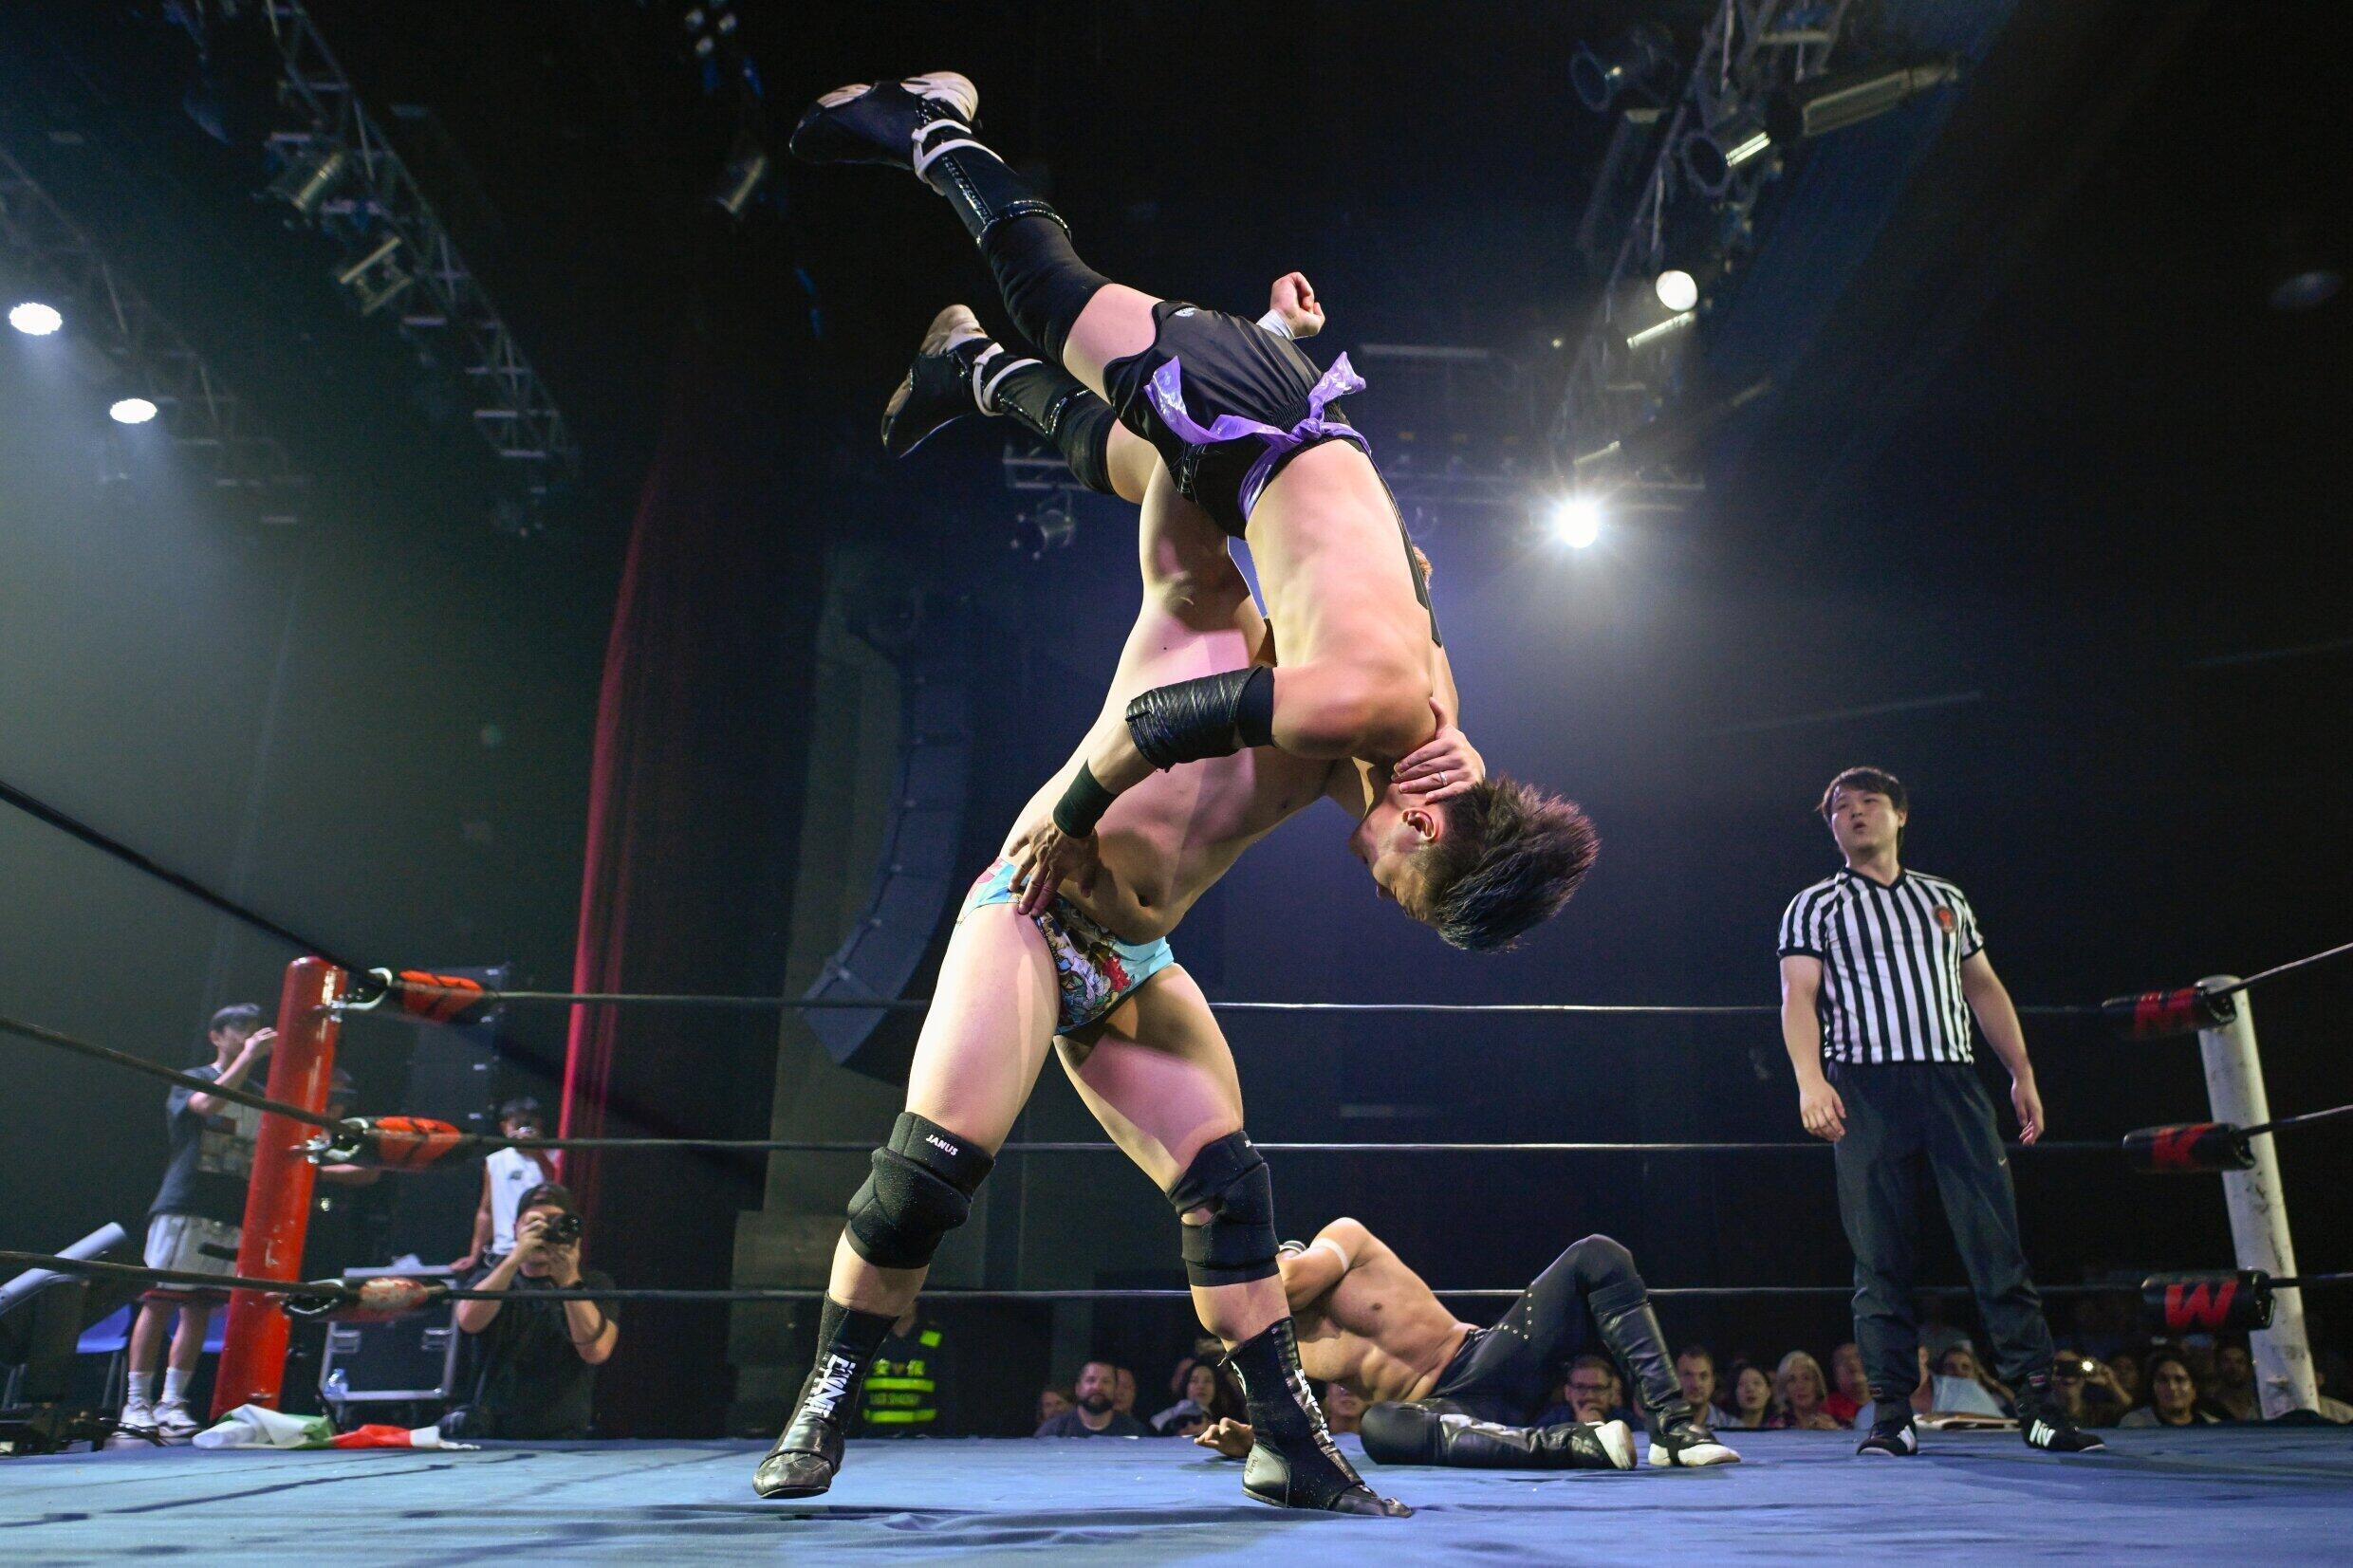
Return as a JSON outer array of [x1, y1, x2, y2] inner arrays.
[[2122, 1122, 2255, 1173], [2101, 985, 2236, 1041], [2140, 1269, 2274, 1335], [394, 969, 494, 1025]]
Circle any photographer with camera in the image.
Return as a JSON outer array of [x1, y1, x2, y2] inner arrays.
[[453, 1184, 619, 1439]]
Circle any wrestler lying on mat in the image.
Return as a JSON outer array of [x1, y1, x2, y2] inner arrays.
[[1194, 1219, 1739, 1470]]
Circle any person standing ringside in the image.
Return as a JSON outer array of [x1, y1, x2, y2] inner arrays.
[[1776, 767, 2103, 1457]]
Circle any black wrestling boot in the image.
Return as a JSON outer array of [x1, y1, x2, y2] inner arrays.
[[1226, 1319, 1412, 1516], [789, 72, 979, 170], [752, 1300, 897, 1499], [880, 304, 992, 457], [1360, 1400, 1634, 1471], [1594, 1296, 1741, 1468], [2016, 1374, 2106, 1453]]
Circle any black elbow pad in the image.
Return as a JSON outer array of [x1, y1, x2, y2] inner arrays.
[[1124, 665, 1275, 770]]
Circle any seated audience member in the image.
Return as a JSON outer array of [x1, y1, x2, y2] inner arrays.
[[2211, 1340, 2260, 1422], [1937, 1340, 2015, 1411], [2050, 1348, 2131, 1428], [1825, 1342, 1869, 1426], [2107, 1348, 2143, 1410], [2118, 1348, 2224, 1428], [1322, 1381, 1366, 1436], [454, 1184, 618, 1439], [1775, 1351, 1846, 1430], [1675, 1345, 1731, 1429], [1165, 1335, 1225, 1401], [1543, 1354, 1632, 1428], [859, 1307, 951, 1435], [1152, 1359, 1242, 1435], [1034, 1360, 1148, 1437], [1037, 1387, 1074, 1428], [1112, 1364, 1139, 1422], [1720, 1361, 1776, 1430]]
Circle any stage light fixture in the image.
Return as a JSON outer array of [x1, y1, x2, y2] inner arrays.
[[109, 397, 158, 425], [1624, 310, 1695, 353], [1549, 495, 1602, 548], [711, 136, 771, 218], [1681, 112, 1774, 197], [335, 233, 417, 316], [9, 302, 63, 336], [268, 144, 350, 217], [1571, 25, 1674, 114], [1654, 269, 1698, 312], [1769, 60, 1961, 142]]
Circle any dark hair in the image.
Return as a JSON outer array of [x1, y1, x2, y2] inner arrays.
[[1676, 1344, 1715, 1369], [516, 1181, 575, 1215], [1418, 777, 1599, 951], [1817, 766, 1908, 821], [498, 1096, 545, 1121], [209, 1003, 266, 1037]]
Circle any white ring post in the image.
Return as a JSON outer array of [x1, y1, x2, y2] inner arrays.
[[2196, 977, 2320, 1415]]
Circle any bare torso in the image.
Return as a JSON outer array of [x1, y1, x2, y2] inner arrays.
[[1002, 583, 1343, 944], [1293, 1240, 1472, 1404]]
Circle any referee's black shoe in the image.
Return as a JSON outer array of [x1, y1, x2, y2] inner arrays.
[[1857, 1411, 1918, 1457], [2017, 1377, 2106, 1453]]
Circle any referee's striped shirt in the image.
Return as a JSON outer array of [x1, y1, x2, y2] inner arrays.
[[1777, 869, 1984, 1065]]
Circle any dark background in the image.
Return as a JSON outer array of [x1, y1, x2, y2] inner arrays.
[[2, 0, 2346, 1433]]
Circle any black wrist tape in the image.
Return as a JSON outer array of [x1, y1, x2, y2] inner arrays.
[[1052, 764, 1117, 837], [1125, 665, 1276, 770]]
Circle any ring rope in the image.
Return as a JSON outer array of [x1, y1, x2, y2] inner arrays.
[[2213, 937, 2353, 998], [0, 775, 361, 973], [0, 1012, 347, 1132], [476, 1135, 2111, 1156], [11, 1249, 2248, 1307], [2239, 1100, 2353, 1139]]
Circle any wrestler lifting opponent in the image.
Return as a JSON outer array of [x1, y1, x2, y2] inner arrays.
[[1195, 1220, 1738, 1471], [754, 314, 1596, 1515], [791, 72, 1585, 949]]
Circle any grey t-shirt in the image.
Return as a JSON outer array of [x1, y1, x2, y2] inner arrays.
[[1034, 1409, 1148, 1438], [149, 1063, 261, 1226]]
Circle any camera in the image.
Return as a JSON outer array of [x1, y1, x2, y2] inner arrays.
[[540, 1212, 583, 1246]]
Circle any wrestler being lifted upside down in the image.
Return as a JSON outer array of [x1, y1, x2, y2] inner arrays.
[[791, 72, 1584, 942], [1197, 1220, 1739, 1471], [752, 292, 1597, 1514]]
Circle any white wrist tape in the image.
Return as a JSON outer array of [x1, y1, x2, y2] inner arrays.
[[1311, 1235, 1352, 1270], [1254, 308, 1295, 341]]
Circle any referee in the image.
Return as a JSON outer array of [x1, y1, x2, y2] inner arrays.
[[1777, 766, 2102, 1456]]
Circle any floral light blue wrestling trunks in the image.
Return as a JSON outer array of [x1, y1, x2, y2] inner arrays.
[[961, 857, 1176, 1033]]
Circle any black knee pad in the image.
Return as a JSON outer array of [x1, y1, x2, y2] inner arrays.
[[843, 1113, 994, 1270], [980, 214, 1109, 360], [1358, 1400, 1446, 1467], [1166, 1131, 1278, 1287]]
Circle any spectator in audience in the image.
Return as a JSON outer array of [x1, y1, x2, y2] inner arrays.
[[1112, 1365, 1139, 1422], [454, 1183, 619, 1439], [454, 1097, 561, 1274], [1720, 1361, 1776, 1430], [1676, 1346, 1726, 1427], [1937, 1341, 2015, 1411], [1825, 1342, 1869, 1426], [2107, 1348, 2143, 1410], [1034, 1360, 1147, 1437], [2212, 1340, 2260, 1422], [1038, 1388, 1073, 1427], [1165, 1335, 1225, 1400], [1775, 1351, 1846, 1430], [1550, 1354, 1629, 1427], [1323, 1381, 1365, 1436], [2118, 1348, 2223, 1428], [2048, 1348, 2131, 1429], [122, 1005, 274, 1440], [1152, 1359, 1242, 1435]]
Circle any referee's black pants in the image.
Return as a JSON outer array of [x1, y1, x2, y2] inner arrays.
[[1829, 1061, 2055, 1402]]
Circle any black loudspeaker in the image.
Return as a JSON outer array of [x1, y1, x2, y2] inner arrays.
[[373, 965, 508, 1263], [803, 604, 973, 1082]]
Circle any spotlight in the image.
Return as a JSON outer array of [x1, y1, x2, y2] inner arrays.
[[109, 397, 159, 425], [268, 144, 350, 217], [1681, 112, 1774, 197], [1624, 310, 1695, 353], [1654, 269, 1698, 312], [1548, 495, 1602, 548], [2269, 267, 2343, 312], [9, 301, 64, 336], [1571, 24, 1674, 114]]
